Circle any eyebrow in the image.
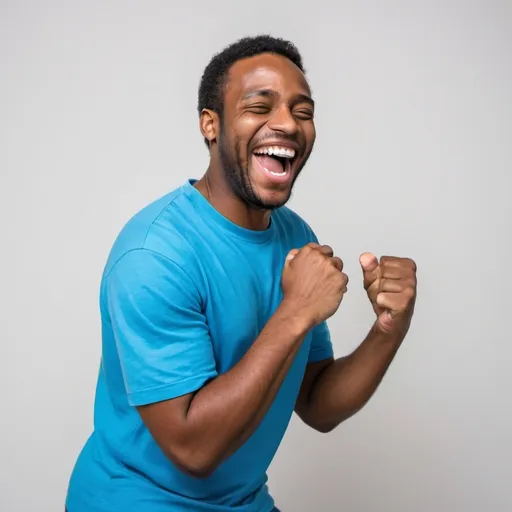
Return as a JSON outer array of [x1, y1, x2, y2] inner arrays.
[[242, 89, 315, 107]]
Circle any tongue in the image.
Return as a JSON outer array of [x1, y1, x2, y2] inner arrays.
[[254, 154, 284, 174]]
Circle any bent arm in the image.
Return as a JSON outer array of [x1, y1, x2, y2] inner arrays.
[[138, 303, 310, 478], [295, 323, 404, 433]]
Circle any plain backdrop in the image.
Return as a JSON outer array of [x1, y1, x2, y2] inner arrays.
[[2, 1, 511, 511]]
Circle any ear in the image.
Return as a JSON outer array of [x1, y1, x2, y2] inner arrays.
[[199, 109, 219, 145]]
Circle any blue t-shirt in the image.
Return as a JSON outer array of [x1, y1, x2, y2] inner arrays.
[[66, 179, 333, 512]]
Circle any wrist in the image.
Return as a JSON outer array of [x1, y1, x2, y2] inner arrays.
[[370, 319, 407, 345], [276, 299, 314, 337]]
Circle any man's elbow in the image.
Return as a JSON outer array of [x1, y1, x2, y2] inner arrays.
[[164, 443, 221, 480], [181, 456, 219, 480], [315, 424, 335, 434], [308, 418, 339, 434], [181, 461, 217, 480], [302, 409, 358, 433]]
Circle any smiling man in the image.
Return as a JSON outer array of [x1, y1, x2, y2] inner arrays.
[[65, 35, 417, 512]]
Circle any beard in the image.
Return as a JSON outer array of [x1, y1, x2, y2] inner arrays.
[[217, 122, 309, 211]]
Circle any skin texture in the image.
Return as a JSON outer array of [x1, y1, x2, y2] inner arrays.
[[196, 53, 316, 230], [294, 252, 417, 432], [137, 52, 417, 478]]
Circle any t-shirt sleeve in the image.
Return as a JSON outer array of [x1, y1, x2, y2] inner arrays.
[[308, 321, 334, 363], [104, 248, 218, 407]]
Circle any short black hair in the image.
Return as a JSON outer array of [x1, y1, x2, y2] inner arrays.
[[197, 35, 306, 146]]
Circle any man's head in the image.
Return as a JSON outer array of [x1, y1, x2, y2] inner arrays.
[[198, 35, 316, 210]]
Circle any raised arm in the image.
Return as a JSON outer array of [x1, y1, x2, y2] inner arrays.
[[106, 245, 347, 478], [295, 253, 417, 432]]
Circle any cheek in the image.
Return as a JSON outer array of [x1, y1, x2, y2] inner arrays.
[[305, 123, 316, 148], [237, 111, 269, 136], [237, 119, 266, 161]]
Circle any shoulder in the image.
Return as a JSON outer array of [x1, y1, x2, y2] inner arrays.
[[103, 248, 201, 315], [103, 184, 200, 275], [99, 184, 207, 305]]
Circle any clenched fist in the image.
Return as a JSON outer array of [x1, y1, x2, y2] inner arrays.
[[360, 253, 417, 334], [281, 243, 348, 329]]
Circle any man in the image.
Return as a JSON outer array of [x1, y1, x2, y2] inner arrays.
[[65, 35, 417, 511]]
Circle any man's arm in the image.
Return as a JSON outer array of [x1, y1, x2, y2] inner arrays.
[[139, 303, 310, 478], [109, 245, 347, 479], [296, 253, 417, 433], [295, 325, 404, 432]]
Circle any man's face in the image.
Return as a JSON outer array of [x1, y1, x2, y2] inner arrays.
[[217, 53, 316, 210]]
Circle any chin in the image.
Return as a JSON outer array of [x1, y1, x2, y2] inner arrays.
[[244, 168, 296, 210], [255, 189, 292, 210]]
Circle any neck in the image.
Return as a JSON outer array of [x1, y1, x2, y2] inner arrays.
[[194, 161, 271, 232]]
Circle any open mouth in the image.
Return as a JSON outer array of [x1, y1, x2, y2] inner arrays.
[[252, 146, 297, 181]]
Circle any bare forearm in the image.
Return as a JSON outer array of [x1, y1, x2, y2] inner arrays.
[[184, 302, 310, 472], [307, 323, 405, 432], [140, 244, 347, 477]]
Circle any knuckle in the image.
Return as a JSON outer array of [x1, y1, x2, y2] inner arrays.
[[315, 251, 326, 263], [303, 244, 313, 253], [381, 256, 396, 267], [404, 287, 415, 299], [331, 266, 342, 280]]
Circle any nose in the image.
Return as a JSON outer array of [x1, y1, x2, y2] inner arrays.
[[267, 105, 299, 135]]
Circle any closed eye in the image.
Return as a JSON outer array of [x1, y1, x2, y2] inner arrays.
[[246, 104, 271, 114], [294, 109, 314, 120]]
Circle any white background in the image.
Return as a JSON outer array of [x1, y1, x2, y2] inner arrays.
[[2, 1, 511, 510]]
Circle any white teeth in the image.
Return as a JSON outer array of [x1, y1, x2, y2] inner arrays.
[[264, 167, 287, 176], [254, 146, 296, 159]]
